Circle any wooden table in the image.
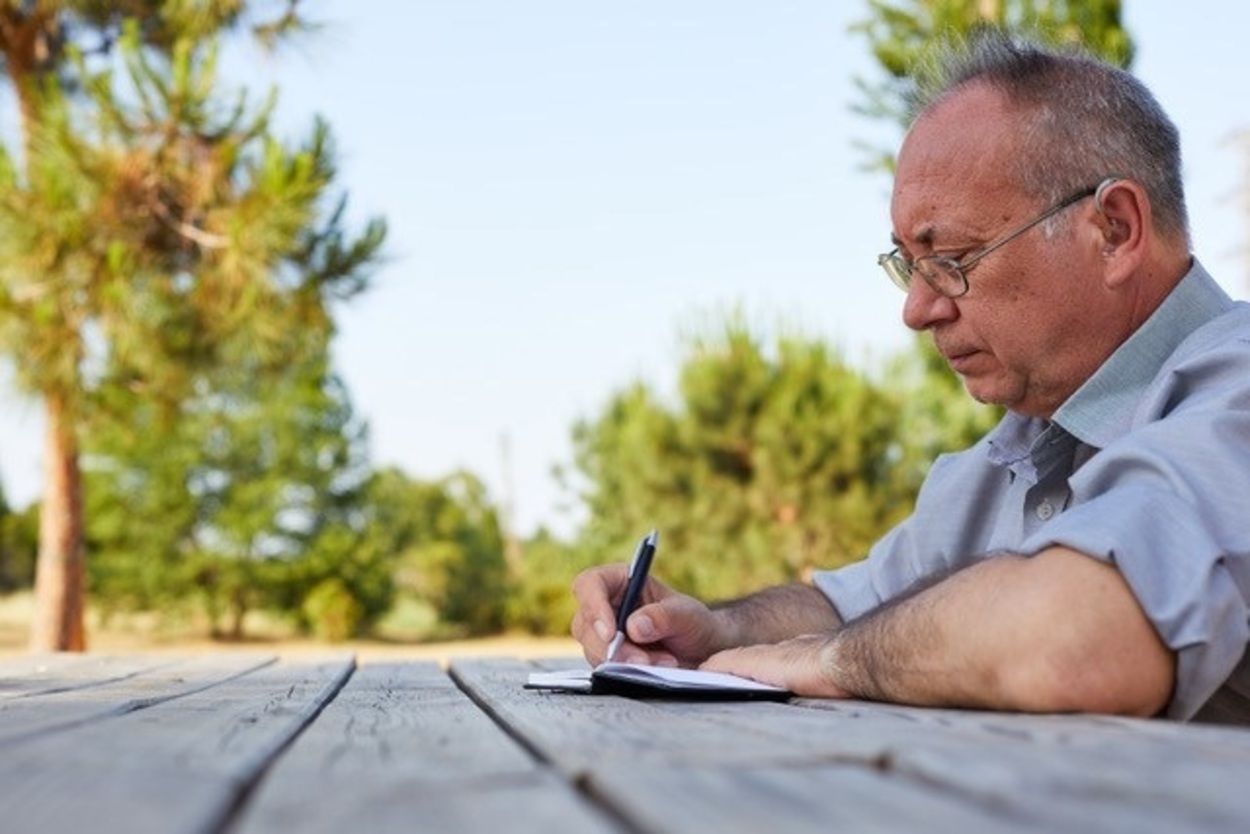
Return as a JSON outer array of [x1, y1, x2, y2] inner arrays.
[[3, 653, 1249, 833]]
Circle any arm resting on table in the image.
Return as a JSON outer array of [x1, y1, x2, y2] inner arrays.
[[827, 546, 1176, 715], [704, 547, 1175, 715]]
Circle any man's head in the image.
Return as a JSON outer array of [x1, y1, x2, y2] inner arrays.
[[886, 32, 1192, 418]]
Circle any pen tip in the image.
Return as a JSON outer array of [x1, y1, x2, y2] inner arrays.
[[647, 528, 658, 545]]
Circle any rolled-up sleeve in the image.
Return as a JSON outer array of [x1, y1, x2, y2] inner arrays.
[[813, 449, 1006, 623], [1020, 375, 1250, 719], [812, 524, 908, 622]]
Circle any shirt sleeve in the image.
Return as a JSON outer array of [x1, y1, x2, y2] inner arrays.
[[811, 524, 907, 622], [812, 448, 999, 622], [1019, 343, 1250, 720]]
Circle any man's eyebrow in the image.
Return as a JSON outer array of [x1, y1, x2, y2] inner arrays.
[[890, 225, 936, 249]]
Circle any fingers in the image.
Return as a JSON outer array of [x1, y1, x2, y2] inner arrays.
[[700, 645, 787, 688], [625, 595, 725, 665], [700, 636, 851, 698], [624, 600, 668, 645], [570, 564, 694, 667], [570, 607, 615, 666], [571, 564, 630, 664], [699, 647, 744, 674]]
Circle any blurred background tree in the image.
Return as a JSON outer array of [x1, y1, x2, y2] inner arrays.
[[0, 1, 385, 649], [560, 324, 999, 606], [0, 487, 38, 592], [360, 468, 509, 639], [83, 337, 393, 641]]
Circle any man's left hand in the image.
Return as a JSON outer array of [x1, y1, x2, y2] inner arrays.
[[700, 634, 852, 697]]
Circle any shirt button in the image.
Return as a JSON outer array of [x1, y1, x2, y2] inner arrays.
[[1036, 499, 1055, 521]]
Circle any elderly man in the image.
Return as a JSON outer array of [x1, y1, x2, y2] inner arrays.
[[570, 33, 1250, 723]]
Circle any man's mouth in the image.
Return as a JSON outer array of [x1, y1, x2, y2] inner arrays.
[[942, 348, 982, 373]]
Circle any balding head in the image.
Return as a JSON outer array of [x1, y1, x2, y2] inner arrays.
[[907, 31, 1189, 250]]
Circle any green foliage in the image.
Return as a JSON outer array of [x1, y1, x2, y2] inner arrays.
[[567, 322, 1000, 603], [302, 578, 364, 642], [0, 492, 39, 592], [0, 1, 385, 647], [1, 10, 384, 415], [84, 345, 395, 639], [357, 469, 509, 637], [884, 336, 1004, 489], [850, 0, 1134, 170], [505, 529, 598, 636]]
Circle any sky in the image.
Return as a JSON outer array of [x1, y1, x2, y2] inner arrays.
[[1, 2, 1248, 538]]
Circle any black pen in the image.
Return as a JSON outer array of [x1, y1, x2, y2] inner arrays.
[[604, 529, 659, 663]]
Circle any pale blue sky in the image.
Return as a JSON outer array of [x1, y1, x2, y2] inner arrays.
[[1, 2, 1247, 537]]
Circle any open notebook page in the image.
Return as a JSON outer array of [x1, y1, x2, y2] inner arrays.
[[525, 662, 787, 694]]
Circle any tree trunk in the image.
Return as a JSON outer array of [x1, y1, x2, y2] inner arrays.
[[29, 393, 86, 651], [228, 587, 246, 641]]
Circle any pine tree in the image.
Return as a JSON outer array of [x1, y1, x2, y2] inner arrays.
[[0, 2, 384, 649], [84, 337, 387, 640], [568, 324, 999, 603]]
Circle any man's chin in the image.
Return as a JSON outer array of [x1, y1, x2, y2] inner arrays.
[[960, 376, 1013, 409]]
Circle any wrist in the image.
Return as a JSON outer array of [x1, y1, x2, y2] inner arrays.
[[710, 606, 746, 652], [817, 633, 854, 698]]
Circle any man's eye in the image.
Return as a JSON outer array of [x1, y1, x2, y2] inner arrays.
[[932, 249, 973, 263]]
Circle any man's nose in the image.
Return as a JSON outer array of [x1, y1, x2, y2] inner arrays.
[[902, 277, 960, 331]]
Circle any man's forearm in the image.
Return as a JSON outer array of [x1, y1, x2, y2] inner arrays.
[[823, 548, 1175, 715], [713, 582, 841, 648]]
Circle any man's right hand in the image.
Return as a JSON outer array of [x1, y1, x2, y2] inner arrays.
[[570, 564, 737, 667]]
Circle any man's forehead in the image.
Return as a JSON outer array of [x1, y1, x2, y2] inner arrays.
[[890, 87, 1024, 244], [897, 85, 1021, 175]]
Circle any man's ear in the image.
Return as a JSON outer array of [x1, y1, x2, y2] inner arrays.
[[1092, 179, 1149, 288]]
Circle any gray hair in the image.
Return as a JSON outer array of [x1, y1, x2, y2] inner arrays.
[[911, 30, 1189, 245]]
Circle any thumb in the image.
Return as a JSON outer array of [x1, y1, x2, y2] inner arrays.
[[626, 596, 693, 645]]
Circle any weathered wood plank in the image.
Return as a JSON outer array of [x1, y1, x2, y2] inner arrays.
[[8, 656, 1248, 834], [588, 762, 1049, 834], [0, 653, 276, 746], [233, 662, 621, 834], [0, 654, 180, 701], [460, 659, 1052, 832], [450, 658, 808, 774], [0, 652, 97, 678], [247, 772, 626, 834], [530, 656, 588, 672], [0, 656, 353, 834], [465, 660, 1250, 834], [650, 698, 1250, 833], [794, 696, 1250, 760]]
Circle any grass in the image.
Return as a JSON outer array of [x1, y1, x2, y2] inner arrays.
[[0, 591, 582, 664]]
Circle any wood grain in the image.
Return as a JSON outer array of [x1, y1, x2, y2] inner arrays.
[[462, 659, 1250, 834], [0, 654, 180, 701], [233, 661, 620, 833], [450, 657, 807, 774], [650, 695, 1250, 832], [8, 655, 1250, 834], [0, 653, 276, 746], [0, 656, 352, 834], [588, 762, 1049, 834]]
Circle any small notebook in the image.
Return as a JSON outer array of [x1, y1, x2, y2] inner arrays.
[[525, 662, 790, 700]]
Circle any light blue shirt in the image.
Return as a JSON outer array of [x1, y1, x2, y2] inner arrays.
[[813, 260, 1250, 722]]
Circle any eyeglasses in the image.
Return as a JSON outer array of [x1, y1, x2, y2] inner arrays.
[[878, 178, 1116, 298]]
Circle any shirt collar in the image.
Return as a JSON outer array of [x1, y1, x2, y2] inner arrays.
[[1052, 257, 1232, 449]]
